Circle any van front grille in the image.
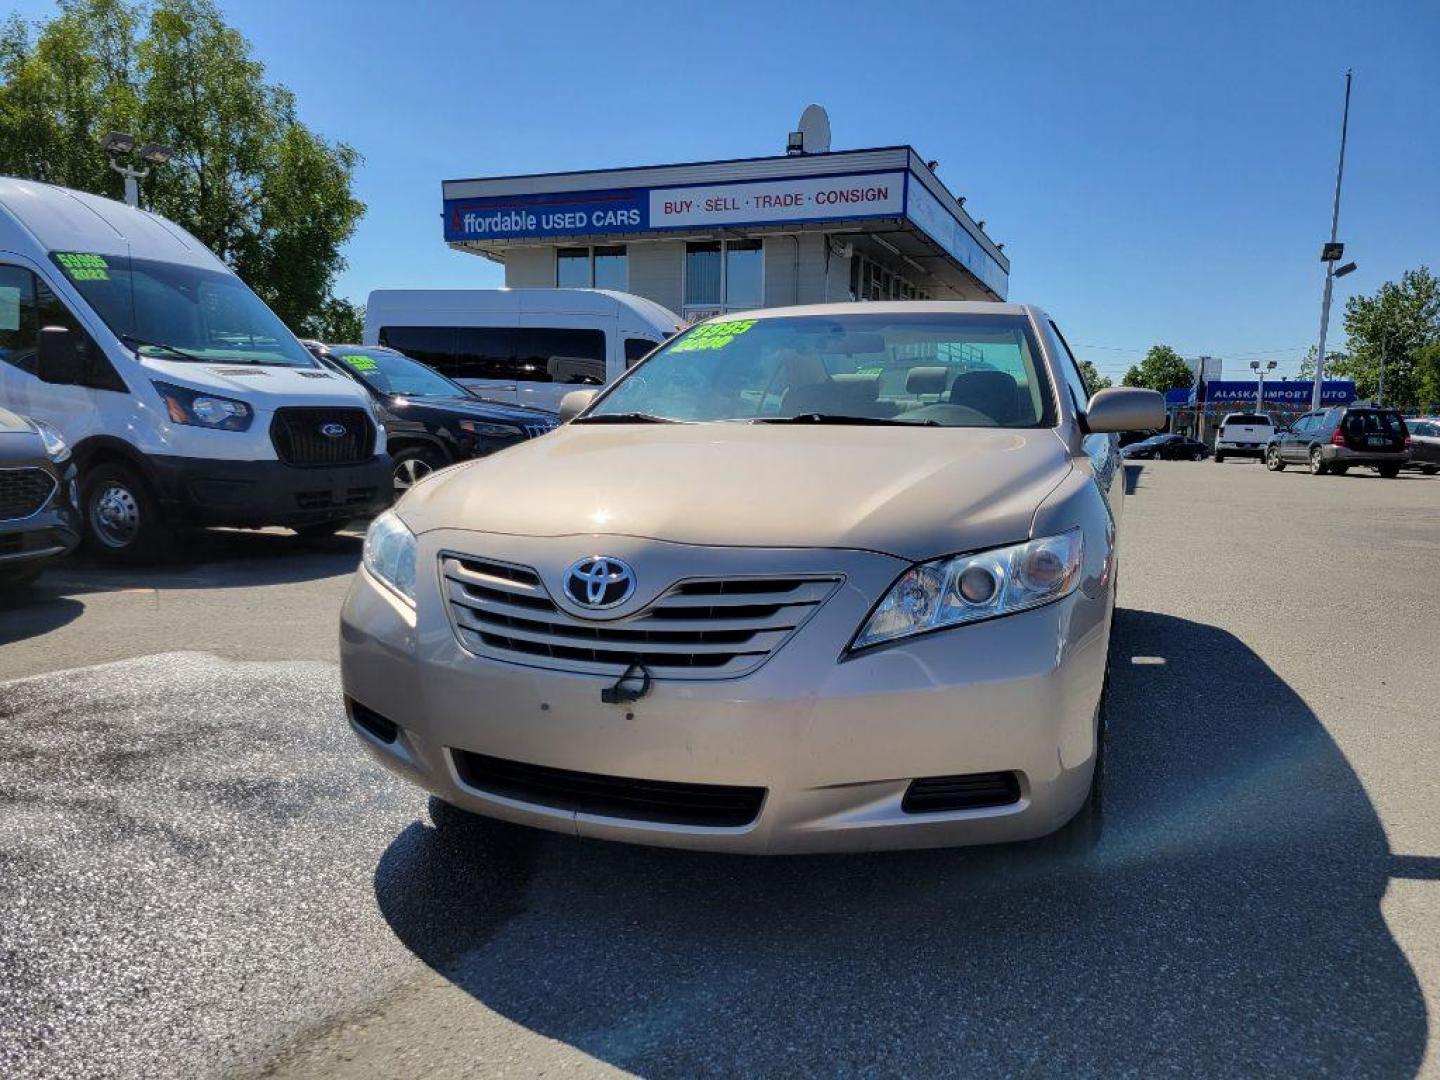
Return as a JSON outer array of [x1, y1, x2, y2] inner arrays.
[[270, 408, 373, 467], [452, 750, 765, 827], [0, 468, 57, 521], [441, 554, 839, 680]]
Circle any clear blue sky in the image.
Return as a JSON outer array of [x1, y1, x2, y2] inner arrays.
[[13, 0, 1439, 381]]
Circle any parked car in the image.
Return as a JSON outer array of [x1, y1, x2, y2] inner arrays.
[[339, 302, 1165, 854], [0, 406, 80, 591], [1214, 412, 1275, 462], [304, 343, 559, 496], [1264, 404, 1410, 476], [0, 177, 391, 560], [364, 288, 682, 411], [1121, 433, 1209, 460], [1403, 418, 1440, 474]]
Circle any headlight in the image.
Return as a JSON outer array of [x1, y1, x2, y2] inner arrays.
[[851, 530, 1084, 651], [458, 419, 523, 439], [362, 510, 417, 604], [32, 419, 69, 462], [152, 381, 253, 431]]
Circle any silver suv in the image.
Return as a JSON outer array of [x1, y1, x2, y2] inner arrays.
[[340, 303, 1162, 853]]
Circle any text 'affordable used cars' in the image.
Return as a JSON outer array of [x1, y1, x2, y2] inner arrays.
[[340, 303, 1163, 854]]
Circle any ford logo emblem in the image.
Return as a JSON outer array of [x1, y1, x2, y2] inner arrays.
[[319, 422, 347, 438], [564, 556, 636, 609]]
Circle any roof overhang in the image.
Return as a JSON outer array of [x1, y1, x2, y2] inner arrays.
[[440, 147, 1008, 300]]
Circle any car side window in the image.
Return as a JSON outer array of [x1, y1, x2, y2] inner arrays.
[[624, 337, 657, 368], [1046, 320, 1092, 413], [0, 262, 122, 390]]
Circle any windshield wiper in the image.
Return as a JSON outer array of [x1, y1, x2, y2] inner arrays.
[[753, 413, 941, 427], [121, 334, 208, 363], [573, 412, 680, 424]]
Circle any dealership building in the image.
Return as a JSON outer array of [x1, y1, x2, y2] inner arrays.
[[441, 139, 1009, 322]]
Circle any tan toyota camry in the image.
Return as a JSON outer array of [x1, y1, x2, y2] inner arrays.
[[340, 302, 1163, 853]]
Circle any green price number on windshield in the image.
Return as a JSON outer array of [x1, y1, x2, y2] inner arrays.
[[670, 319, 756, 353], [55, 252, 110, 281], [341, 354, 379, 372]]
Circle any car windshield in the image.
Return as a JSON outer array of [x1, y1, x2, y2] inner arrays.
[[585, 313, 1054, 427], [327, 347, 465, 397], [50, 251, 316, 367]]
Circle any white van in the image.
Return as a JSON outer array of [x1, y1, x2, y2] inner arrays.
[[363, 289, 683, 410], [0, 178, 391, 560]]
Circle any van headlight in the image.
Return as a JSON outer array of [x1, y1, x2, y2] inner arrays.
[[362, 510, 417, 604], [152, 381, 253, 431], [851, 530, 1084, 651]]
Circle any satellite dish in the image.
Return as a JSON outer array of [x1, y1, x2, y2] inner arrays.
[[797, 104, 831, 154]]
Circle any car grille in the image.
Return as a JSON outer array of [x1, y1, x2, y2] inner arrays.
[[441, 554, 841, 679], [270, 408, 373, 467], [452, 750, 766, 827], [0, 468, 57, 521]]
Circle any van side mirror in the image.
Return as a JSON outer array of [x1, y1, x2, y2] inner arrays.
[[37, 325, 85, 384], [1083, 387, 1165, 433], [559, 389, 598, 423]]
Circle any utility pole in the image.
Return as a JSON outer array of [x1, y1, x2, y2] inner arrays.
[[1312, 70, 1353, 410]]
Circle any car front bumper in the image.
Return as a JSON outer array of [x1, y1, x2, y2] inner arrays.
[[147, 454, 394, 527], [338, 531, 1112, 854], [0, 464, 81, 567]]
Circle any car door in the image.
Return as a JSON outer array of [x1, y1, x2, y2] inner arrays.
[[1284, 414, 1313, 461]]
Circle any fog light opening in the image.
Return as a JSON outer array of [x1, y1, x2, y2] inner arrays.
[[347, 698, 399, 744]]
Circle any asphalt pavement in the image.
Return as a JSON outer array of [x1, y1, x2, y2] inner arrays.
[[1, 461, 1438, 1078]]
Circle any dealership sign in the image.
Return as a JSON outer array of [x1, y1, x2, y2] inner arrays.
[[1199, 379, 1355, 406], [444, 171, 907, 242]]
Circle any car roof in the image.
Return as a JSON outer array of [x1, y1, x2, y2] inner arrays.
[[701, 300, 1035, 321]]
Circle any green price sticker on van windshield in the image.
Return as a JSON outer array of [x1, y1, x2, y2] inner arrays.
[[55, 251, 110, 282], [341, 354, 379, 372], [670, 318, 756, 354]]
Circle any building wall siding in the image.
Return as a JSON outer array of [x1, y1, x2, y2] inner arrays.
[[628, 240, 685, 316], [505, 247, 553, 288]]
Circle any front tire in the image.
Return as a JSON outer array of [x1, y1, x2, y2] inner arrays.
[[1214, 452, 1225, 463], [1266, 446, 1286, 471], [1309, 447, 1328, 475], [391, 445, 447, 498], [82, 463, 171, 562]]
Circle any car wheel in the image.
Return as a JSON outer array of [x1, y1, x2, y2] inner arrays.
[[292, 519, 351, 539], [1214, 452, 1225, 463], [82, 463, 172, 562], [1378, 464, 1401, 479], [1265, 446, 1286, 471], [1422, 465, 1439, 475], [0, 562, 45, 593], [391, 445, 446, 497], [1191, 450, 1204, 461], [1309, 447, 1328, 475]]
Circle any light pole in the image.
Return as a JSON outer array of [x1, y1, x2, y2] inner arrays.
[[1251, 359, 1277, 411], [102, 132, 174, 208], [1311, 70, 1354, 411]]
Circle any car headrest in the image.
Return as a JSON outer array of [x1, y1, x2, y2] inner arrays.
[[906, 366, 948, 396], [783, 376, 879, 416], [945, 370, 1021, 423]]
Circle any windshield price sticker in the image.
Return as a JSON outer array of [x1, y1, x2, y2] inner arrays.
[[55, 252, 110, 281], [671, 319, 756, 353], [341, 354, 379, 372]]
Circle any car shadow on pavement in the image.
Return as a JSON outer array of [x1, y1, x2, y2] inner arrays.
[[0, 593, 84, 645], [373, 609, 1426, 1076]]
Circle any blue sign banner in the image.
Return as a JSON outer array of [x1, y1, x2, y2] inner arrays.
[[1164, 387, 1193, 406], [445, 188, 647, 242], [1200, 379, 1355, 407]]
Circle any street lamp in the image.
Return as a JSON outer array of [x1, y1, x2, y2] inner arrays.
[[1310, 70, 1354, 410], [1250, 359, 1278, 411], [101, 131, 175, 208]]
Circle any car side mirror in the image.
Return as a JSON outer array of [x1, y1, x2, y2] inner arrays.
[[37, 325, 85, 384], [1082, 387, 1165, 433], [559, 389, 598, 423]]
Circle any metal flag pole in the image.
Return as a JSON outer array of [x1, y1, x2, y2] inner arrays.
[[1312, 70, 1353, 410]]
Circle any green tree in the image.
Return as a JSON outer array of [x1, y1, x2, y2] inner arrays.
[[0, 0, 363, 333], [1121, 344, 1193, 392], [1078, 358, 1112, 392], [1330, 267, 1440, 405], [303, 298, 364, 343], [1298, 345, 1348, 384]]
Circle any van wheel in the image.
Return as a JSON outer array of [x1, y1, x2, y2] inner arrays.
[[1265, 446, 1286, 471], [391, 445, 446, 497], [82, 463, 171, 562], [1308, 447, 1328, 475]]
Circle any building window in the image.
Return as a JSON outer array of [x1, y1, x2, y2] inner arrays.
[[685, 239, 764, 317], [556, 245, 627, 289]]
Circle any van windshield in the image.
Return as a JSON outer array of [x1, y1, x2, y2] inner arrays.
[[50, 251, 316, 367], [584, 313, 1053, 428]]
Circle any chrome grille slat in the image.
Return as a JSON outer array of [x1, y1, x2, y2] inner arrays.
[[441, 552, 840, 680]]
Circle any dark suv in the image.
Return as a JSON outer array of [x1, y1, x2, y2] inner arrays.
[[1264, 405, 1410, 476]]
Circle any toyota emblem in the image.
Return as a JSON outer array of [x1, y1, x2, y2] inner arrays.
[[319, 422, 347, 438], [564, 556, 636, 609]]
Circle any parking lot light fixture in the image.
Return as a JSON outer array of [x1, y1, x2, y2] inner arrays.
[[101, 132, 171, 208]]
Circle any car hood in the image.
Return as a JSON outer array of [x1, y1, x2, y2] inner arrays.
[[138, 357, 372, 407], [387, 395, 557, 425], [397, 424, 1073, 561]]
